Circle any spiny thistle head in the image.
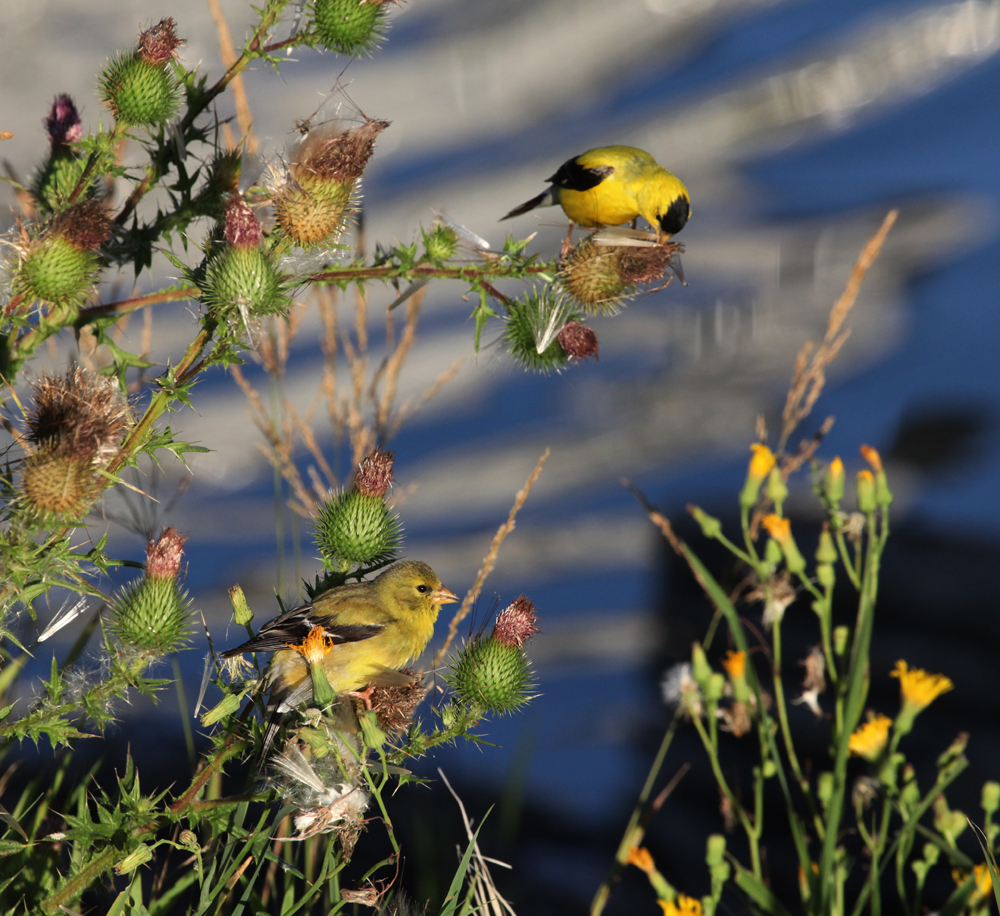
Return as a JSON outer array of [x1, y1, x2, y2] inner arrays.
[[560, 239, 676, 315], [99, 19, 183, 128], [502, 290, 576, 374], [20, 367, 132, 519], [272, 119, 388, 248], [314, 485, 402, 570], [447, 597, 538, 715], [13, 200, 110, 308], [309, 0, 392, 56], [200, 194, 287, 327], [111, 527, 192, 656], [422, 224, 459, 261], [32, 95, 90, 213]]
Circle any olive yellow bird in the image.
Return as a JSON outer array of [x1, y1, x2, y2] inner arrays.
[[222, 560, 459, 711], [501, 145, 691, 242]]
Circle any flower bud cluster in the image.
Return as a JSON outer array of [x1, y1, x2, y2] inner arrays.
[[502, 289, 597, 373]]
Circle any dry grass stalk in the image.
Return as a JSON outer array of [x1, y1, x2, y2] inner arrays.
[[439, 768, 517, 916], [778, 209, 897, 451], [207, 0, 257, 153], [433, 448, 550, 668]]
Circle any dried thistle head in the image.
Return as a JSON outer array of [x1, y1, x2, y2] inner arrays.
[[366, 668, 429, 734], [137, 18, 183, 65], [272, 119, 389, 248], [145, 527, 188, 580], [557, 321, 598, 362], [25, 367, 131, 465]]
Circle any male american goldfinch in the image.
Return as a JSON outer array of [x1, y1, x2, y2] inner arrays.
[[501, 145, 691, 243], [222, 560, 459, 711]]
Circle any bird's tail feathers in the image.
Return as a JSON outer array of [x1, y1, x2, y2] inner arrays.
[[500, 186, 558, 221]]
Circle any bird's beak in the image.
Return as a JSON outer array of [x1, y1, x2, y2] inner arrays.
[[433, 586, 460, 605]]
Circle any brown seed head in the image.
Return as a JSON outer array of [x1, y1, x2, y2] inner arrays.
[[45, 94, 83, 146], [366, 669, 429, 734], [492, 596, 539, 648], [145, 527, 188, 580], [355, 447, 394, 498], [51, 200, 111, 252], [222, 194, 263, 249], [26, 367, 132, 464], [557, 321, 598, 362], [617, 243, 677, 287], [138, 18, 183, 65], [292, 119, 389, 184]]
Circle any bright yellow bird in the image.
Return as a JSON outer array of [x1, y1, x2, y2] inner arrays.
[[501, 145, 691, 242], [222, 560, 459, 711]]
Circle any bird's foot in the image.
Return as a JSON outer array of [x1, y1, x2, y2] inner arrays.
[[347, 684, 376, 710]]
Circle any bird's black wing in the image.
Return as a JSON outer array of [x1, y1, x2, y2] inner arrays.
[[547, 156, 614, 192], [220, 603, 384, 657]]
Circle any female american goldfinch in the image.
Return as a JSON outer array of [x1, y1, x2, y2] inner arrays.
[[222, 560, 459, 710], [501, 145, 691, 243]]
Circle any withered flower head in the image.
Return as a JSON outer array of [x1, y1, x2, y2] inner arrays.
[[138, 18, 183, 65], [26, 367, 132, 465], [492, 596, 539, 648], [51, 200, 112, 252], [145, 527, 188, 580], [355, 447, 395, 498], [557, 321, 598, 362], [366, 668, 429, 734]]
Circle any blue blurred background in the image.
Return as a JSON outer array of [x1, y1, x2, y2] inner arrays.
[[4, 0, 1000, 911]]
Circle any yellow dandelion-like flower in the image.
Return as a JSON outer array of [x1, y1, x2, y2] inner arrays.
[[748, 444, 776, 480], [848, 712, 891, 761], [659, 894, 704, 916], [953, 863, 993, 901], [762, 514, 791, 545], [288, 625, 335, 662], [892, 660, 953, 710], [860, 444, 883, 473], [721, 650, 746, 679], [626, 846, 655, 874]]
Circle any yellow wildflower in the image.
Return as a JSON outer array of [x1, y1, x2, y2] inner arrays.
[[952, 863, 993, 901], [762, 514, 791, 544], [659, 895, 704, 916], [721, 650, 746, 679], [892, 660, 953, 710], [626, 846, 655, 874], [288, 625, 335, 662], [848, 712, 891, 761], [860, 444, 883, 473], [748, 444, 776, 480]]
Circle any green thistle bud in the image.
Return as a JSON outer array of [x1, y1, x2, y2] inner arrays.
[[112, 528, 191, 656], [765, 466, 788, 513], [448, 597, 538, 715], [690, 642, 712, 689], [273, 120, 388, 248], [823, 457, 845, 505], [816, 563, 835, 588], [32, 96, 89, 212], [201, 196, 287, 324], [833, 625, 849, 657], [815, 527, 837, 564], [706, 835, 726, 868], [14, 200, 111, 309], [503, 290, 572, 374], [705, 671, 726, 703], [314, 488, 402, 569], [359, 710, 386, 749], [179, 830, 198, 849], [20, 448, 96, 520], [99, 19, 183, 128], [423, 224, 459, 261], [310, 0, 389, 55]]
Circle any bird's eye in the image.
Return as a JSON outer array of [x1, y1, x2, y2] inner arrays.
[[416, 584, 429, 593]]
